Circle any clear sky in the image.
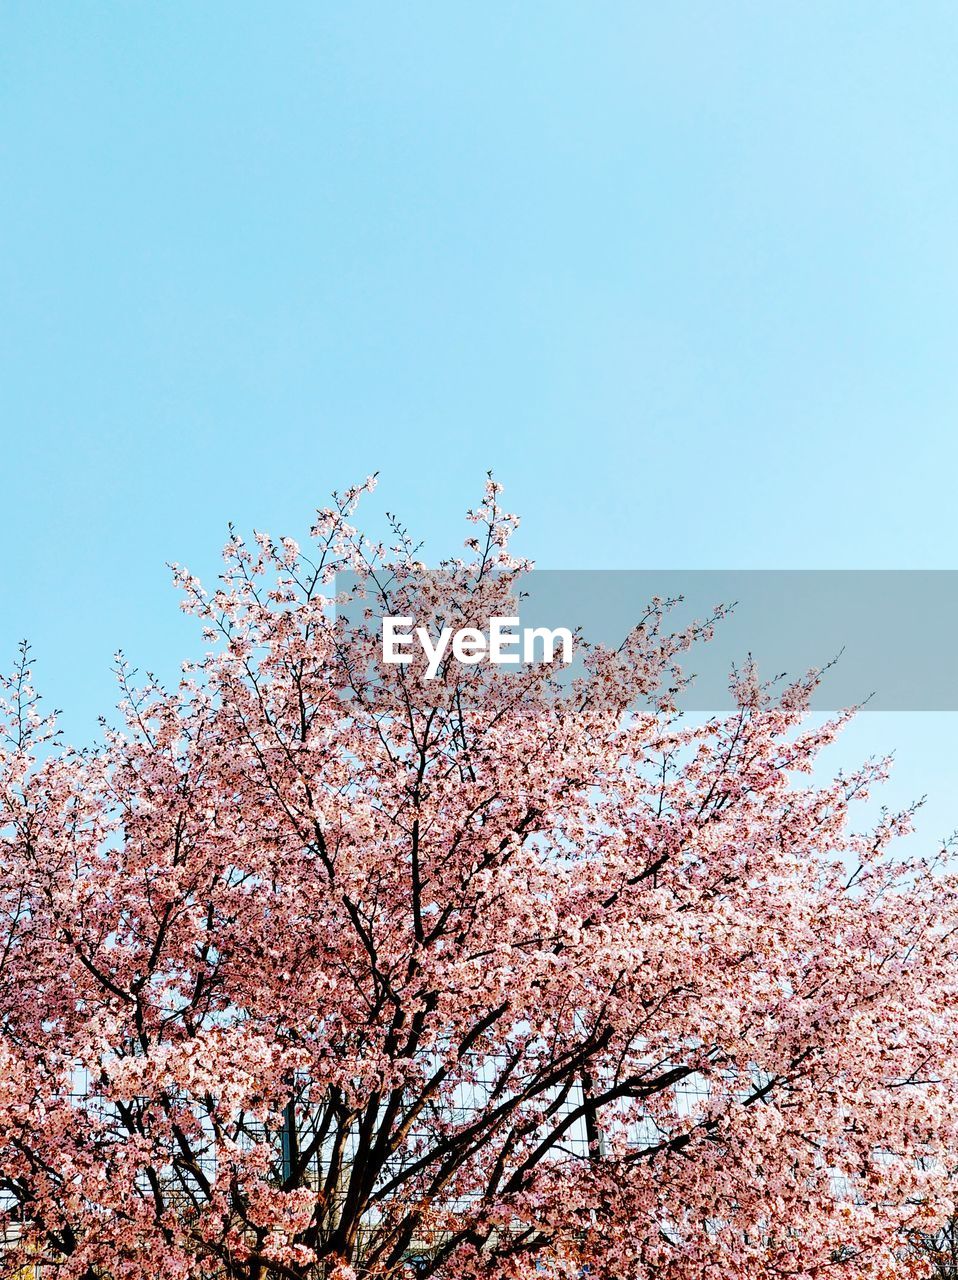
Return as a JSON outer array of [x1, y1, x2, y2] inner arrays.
[[2, 4, 958, 835]]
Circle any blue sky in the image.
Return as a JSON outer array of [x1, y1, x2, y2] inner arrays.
[[2, 4, 958, 836]]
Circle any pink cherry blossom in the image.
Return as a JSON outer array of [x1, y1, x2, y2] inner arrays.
[[0, 477, 955, 1278]]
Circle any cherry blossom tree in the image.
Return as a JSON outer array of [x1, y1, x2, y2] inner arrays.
[[0, 477, 957, 1279]]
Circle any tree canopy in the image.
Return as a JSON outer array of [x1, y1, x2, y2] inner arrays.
[[0, 478, 956, 1279]]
